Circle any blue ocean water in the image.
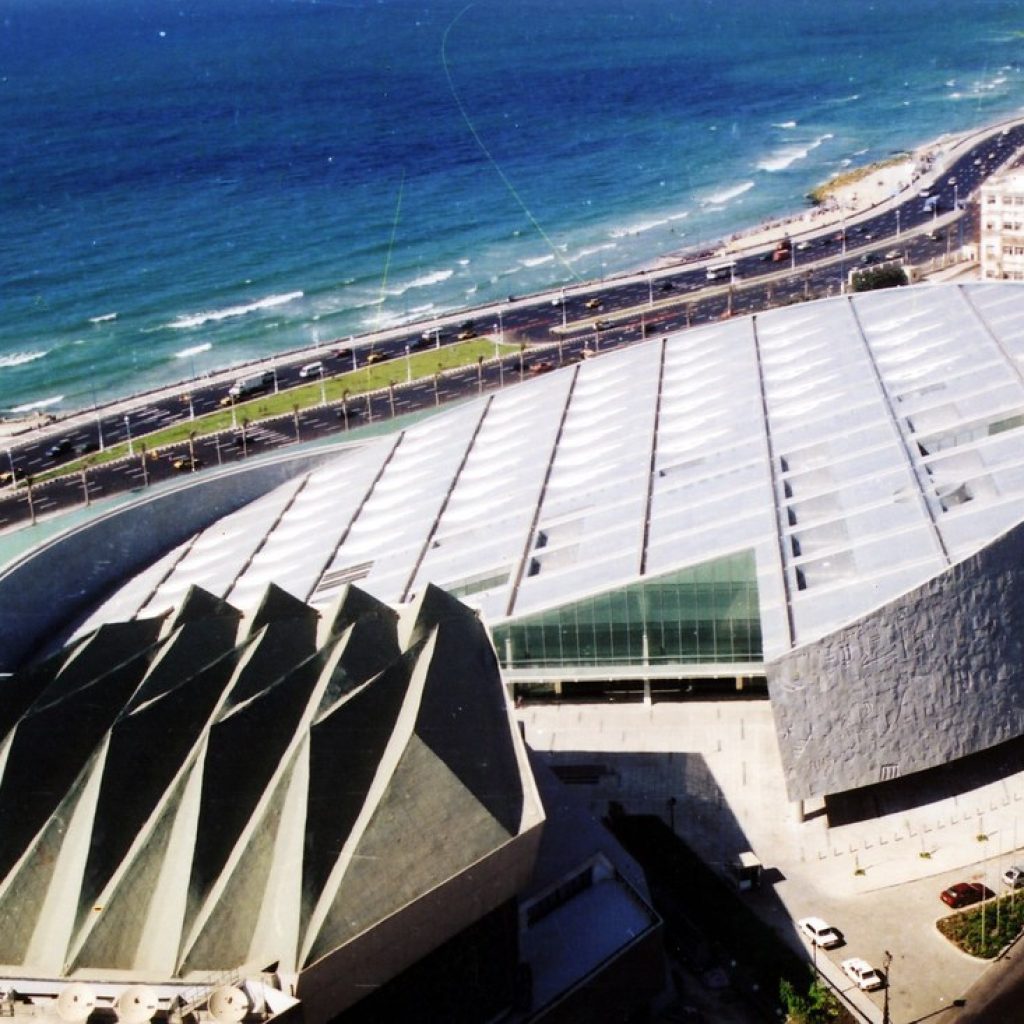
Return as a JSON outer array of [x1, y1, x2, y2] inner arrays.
[[2, 0, 1024, 414]]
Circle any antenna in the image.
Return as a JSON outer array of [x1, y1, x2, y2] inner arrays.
[[56, 983, 97, 1023], [207, 987, 249, 1024], [114, 986, 158, 1024]]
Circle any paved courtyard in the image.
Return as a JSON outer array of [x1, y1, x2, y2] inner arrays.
[[518, 700, 1024, 1023]]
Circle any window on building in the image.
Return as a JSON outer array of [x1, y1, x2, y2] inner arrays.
[[493, 550, 762, 669]]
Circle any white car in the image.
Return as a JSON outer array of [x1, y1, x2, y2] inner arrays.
[[842, 957, 884, 991], [798, 916, 843, 949], [299, 361, 324, 379], [1003, 864, 1024, 889]]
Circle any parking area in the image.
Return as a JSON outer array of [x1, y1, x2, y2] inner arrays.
[[517, 701, 1024, 1023]]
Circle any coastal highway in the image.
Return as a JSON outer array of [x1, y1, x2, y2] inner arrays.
[[2, 120, 1023, 532]]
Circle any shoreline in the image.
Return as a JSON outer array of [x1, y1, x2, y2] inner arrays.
[[654, 124, 983, 266]]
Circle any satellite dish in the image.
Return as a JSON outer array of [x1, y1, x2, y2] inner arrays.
[[114, 986, 158, 1024], [207, 987, 249, 1024], [56, 983, 97, 1023]]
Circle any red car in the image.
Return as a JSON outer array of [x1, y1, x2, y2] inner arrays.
[[940, 882, 995, 909]]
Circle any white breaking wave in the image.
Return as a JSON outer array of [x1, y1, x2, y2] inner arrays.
[[520, 254, 555, 268], [169, 291, 304, 330], [772, 120, 797, 129], [175, 342, 212, 359], [569, 242, 619, 263], [609, 210, 689, 239], [757, 133, 833, 172], [89, 312, 117, 324], [10, 395, 63, 412], [0, 350, 48, 369], [702, 181, 755, 206], [387, 269, 453, 297]]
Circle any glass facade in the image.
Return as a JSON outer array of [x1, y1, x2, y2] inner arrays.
[[493, 551, 762, 669]]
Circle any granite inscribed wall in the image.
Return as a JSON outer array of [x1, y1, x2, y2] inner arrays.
[[768, 519, 1024, 802]]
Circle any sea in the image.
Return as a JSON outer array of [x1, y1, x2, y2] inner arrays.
[[3, 0, 1024, 415]]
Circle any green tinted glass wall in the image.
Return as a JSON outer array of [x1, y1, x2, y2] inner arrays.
[[492, 551, 761, 668]]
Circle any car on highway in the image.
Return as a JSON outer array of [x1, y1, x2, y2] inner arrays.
[[884, 249, 902, 260], [333, 347, 352, 360], [0, 467, 26, 487], [298, 361, 323, 378], [529, 360, 556, 375], [940, 882, 994, 909], [228, 371, 274, 400], [841, 957, 885, 991], [1003, 865, 1024, 889], [365, 351, 385, 365], [171, 456, 203, 472], [585, 298, 602, 309], [456, 328, 477, 340], [798, 916, 843, 949], [45, 438, 73, 460]]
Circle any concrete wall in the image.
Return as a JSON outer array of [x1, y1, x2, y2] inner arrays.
[[0, 450, 343, 672], [768, 519, 1024, 801], [296, 822, 543, 1024]]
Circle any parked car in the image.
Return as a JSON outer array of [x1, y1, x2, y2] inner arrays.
[[842, 957, 885, 991], [298, 361, 323, 378], [940, 882, 994, 909], [798, 917, 843, 949], [1003, 865, 1024, 889]]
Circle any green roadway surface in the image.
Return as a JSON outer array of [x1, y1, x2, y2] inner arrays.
[[31, 338, 516, 483]]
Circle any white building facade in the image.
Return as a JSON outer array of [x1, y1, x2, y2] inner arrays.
[[981, 170, 1024, 280]]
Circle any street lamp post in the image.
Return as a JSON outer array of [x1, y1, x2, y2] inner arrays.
[[318, 366, 327, 408], [124, 414, 133, 457], [341, 390, 350, 431], [405, 344, 411, 383], [645, 271, 653, 307], [895, 207, 900, 239], [882, 950, 892, 1024], [6, 448, 15, 481], [388, 382, 396, 419]]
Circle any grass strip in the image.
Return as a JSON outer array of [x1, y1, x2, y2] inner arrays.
[[29, 339, 517, 482]]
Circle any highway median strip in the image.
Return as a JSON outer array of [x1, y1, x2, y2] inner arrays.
[[18, 339, 517, 486]]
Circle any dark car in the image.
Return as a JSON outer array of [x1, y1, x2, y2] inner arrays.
[[333, 347, 352, 360], [659, 280, 674, 291], [73, 441, 98, 457], [46, 438, 73, 459], [941, 882, 994, 909]]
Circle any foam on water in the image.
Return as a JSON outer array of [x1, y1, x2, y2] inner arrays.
[[0, 351, 48, 369], [175, 342, 213, 359], [701, 181, 756, 206], [168, 291, 304, 330]]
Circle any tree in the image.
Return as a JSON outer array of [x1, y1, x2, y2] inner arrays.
[[850, 263, 909, 292], [780, 974, 842, 1023]]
